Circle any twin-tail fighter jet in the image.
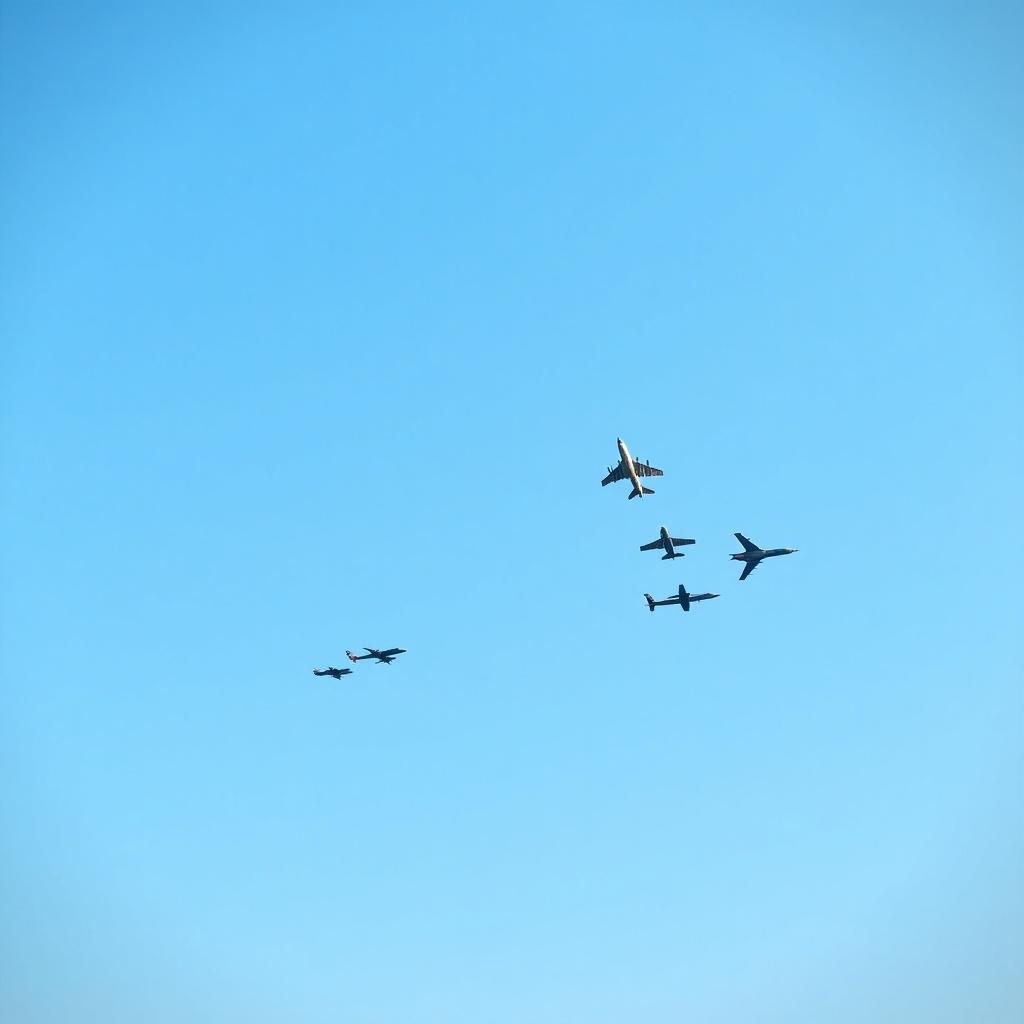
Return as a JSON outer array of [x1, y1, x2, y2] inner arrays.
[[313, 666, 353, 679], [346, 647, 407, 666], [730, 533, 798, 581], [640, 526, 695, 560], [645, 584, 719, 613], [601, 437, 663, 500]]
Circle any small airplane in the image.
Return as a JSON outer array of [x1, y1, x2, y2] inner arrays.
[[640, 526, 695, 560], [601, 437, 663, 500], [730, 533, 798, 581], [346, 647, 407, 665], [645, 584, 718, 613], [313, 666, 353, 679]]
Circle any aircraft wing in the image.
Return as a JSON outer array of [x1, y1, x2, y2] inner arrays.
[[632, 460, 663, 478], [379, 648, 406, 657], [639, 538, 666, 551], [734, 532, 759, 552], [670, 538, 696, 546], [601, 464, 627, 486], [739, 561, 759, 581]]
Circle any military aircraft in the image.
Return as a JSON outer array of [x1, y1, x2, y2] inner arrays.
[[640, 526, 695, 560], [644, 584, 718, 613], [730, 533, 798, 580], [346, 647, 407, 665], [601, 437, 663, 499], [313, 666, 353, 679]]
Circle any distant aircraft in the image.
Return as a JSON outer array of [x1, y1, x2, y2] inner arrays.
[[645, 584, 718, 613], [640, 526, 695, 560], [730, 533, 798, 581], [313, 666, 353, 679], [601, 437, 663, 499], [346, 647, 407, 665]]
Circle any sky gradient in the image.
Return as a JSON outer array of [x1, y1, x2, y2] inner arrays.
[[2, 3, 1022, 1021]]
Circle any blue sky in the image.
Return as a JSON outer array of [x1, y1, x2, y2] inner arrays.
[[2, 3, 1021, 1021]]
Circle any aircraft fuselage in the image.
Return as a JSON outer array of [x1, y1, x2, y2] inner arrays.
[[659, 528, 675, 561], [730, 547, 795, 562], [617, 437, 643, 497]]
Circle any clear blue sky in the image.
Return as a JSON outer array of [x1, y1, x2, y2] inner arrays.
[[2, 3, 1021, 1021]]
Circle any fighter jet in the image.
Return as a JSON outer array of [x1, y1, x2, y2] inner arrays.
[[640, 526, 695, 560], [644, 584, 718, 613], [346, 647, 407, 665], [730, 533, 798, 581], [601, 437, 663, 500], [313, 666, 353, 679]]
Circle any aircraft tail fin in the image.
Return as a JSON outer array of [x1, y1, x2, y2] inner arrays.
[[628, 486, 655, 500], [661, 551, 684, 560], [345, 650, 359, 663], [644, 593, 656, 612]]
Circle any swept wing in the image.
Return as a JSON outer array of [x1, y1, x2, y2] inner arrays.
[[633, 460, 663, 478], [602, 459, 663, 486], [738, 561, 759, 581]]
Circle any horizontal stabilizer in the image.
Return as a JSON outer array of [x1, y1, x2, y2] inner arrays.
[[661, 551, 685, 560]]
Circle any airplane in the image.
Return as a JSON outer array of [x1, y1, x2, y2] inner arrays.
[[601, 437, 663, 499], [313, 666, 353, 679], [346, 647, 407, 665], [640, 526, 695, 560], [644, 584, 718, 613], [730, 533, 798, 581]]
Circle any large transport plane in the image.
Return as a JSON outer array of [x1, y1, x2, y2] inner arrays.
[[346, 647, 407, 665], [645, 584, 718, 613], [640, 526, 695, 560], [730, 533, 798, 581], [601, 437, 663, 500]]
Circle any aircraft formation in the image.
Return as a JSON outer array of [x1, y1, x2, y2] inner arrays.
[[601, 436, 797, 614], [311, 435, 796, 679], [311, 647, 407, 680]]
